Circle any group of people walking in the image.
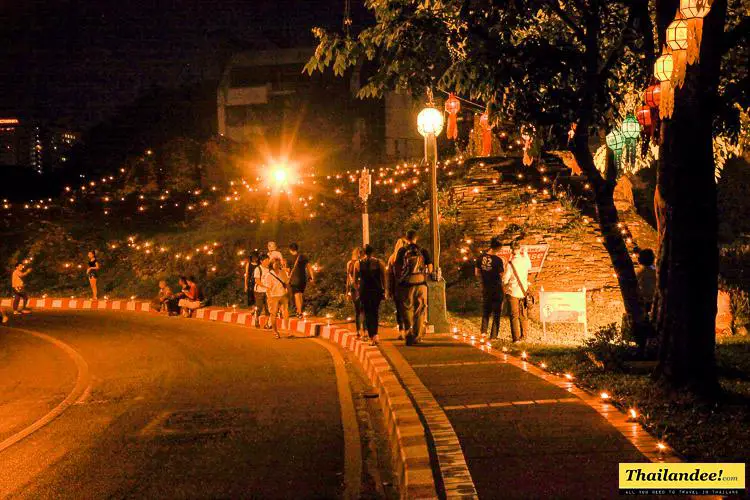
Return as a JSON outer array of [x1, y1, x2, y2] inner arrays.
[[243, 241, 315, 339], [347, 229, 433, 346], [344, 232, 534, 346]]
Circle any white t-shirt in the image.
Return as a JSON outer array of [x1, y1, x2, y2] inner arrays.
[[262, 269, 289, 298], [253, 265, 269, 293], [503, 251, 532, 298], [12, 269, 25, 289]]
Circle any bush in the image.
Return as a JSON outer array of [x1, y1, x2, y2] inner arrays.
[[581, 323, 635, 371]]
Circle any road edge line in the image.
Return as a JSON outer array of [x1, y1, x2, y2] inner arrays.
[[308, 338, 362, 500], [0, 327, 91, 454]]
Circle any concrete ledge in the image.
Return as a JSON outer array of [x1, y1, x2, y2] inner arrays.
[[293, 321, 439, 500]]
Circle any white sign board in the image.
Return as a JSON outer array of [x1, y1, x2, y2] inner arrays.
[[498, 244, 549, 274], [539, 287, 587, 335]]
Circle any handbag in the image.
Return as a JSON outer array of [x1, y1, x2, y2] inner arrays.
[[509, 261, 535, 309]]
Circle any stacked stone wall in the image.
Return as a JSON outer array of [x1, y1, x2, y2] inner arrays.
[[448, 163, 659, 330]]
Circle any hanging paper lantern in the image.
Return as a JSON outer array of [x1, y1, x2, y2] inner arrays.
[[680, 0, 711, 64], [644, 84, 661, 109], [606, 129, 625, 169], [621, 115, 641, 141], [606, 129, 625, 152], [480, 111, 492, 156], [445, 93, 460, 140], [655, 53, 675, 119], [636, 105, 653, 128], [667, 14, 689, 88]]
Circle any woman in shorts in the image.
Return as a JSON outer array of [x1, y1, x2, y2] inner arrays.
[[87, 250, 101, 300]]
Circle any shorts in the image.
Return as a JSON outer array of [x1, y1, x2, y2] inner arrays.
[[291, 283, 306, 294], [88, 271, 98, 280]]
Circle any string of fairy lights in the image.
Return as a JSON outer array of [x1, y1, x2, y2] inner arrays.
[[4, 136, 645, 282]]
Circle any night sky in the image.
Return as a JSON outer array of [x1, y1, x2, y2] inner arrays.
[[0, 1, 350, 129]]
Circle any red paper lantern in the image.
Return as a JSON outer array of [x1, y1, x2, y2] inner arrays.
[[636, 105, 653, 128], [445, 93, 461, 140], [479, 112, 492, 156], [644, 84, 661, 109], [445, 93, 460, 114]]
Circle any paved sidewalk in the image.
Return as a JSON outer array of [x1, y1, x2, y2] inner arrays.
[[380, 332, 650, 499]]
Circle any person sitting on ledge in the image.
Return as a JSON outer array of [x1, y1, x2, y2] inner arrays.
[[178, 276, 203, 317], [153, 280, 180, 316]]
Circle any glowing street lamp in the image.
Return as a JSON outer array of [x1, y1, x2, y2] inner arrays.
[[417, 93, 449, 333]]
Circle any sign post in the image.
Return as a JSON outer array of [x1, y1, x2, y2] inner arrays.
[[359, 168, 372, 246]]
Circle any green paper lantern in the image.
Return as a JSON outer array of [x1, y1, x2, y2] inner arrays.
[[621, 114, 641, 141], [606, 129, 625, 152]]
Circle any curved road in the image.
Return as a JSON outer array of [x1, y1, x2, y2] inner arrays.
[[0, 311, 366, 499]]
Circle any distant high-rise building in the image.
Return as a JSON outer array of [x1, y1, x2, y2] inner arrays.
[[0, 118, 78, 173]]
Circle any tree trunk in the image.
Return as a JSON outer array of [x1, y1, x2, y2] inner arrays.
[[653, 0, 726, 395], [569, 3, 648, 344], [572, 142, 648, 344]]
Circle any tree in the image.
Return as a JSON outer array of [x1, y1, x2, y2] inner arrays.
[[308, 0, 748, 391], [307, 0, 655, 346], [652, 0, 748, 393]]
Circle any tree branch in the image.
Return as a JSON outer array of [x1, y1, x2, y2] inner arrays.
[[722, 16, 750, 55], [545, 1, 586, 42]]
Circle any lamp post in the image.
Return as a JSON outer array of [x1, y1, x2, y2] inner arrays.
[[417, 98, 450, 333]]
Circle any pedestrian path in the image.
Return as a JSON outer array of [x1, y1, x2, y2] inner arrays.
[[379, 332, 651, 499]]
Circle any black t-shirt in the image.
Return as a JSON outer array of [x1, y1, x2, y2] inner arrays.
[[475, 252, 504, 292], [290, 253, 309, 286]]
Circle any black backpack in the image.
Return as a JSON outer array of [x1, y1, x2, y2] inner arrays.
[[399, 244, 426, 285]]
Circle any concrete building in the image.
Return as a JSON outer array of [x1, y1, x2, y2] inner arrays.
[[217, 48, 423, 164], [0, 118, 78, 173]]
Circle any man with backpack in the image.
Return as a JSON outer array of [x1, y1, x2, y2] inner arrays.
[[475, 237, 505, 339], [394, 229, 433, 346]]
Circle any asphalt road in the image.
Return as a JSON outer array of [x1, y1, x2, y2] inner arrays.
[[0, 311, 374, 499]]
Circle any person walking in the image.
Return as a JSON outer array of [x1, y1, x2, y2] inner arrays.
[[502, 241, 531, 342], [11, 263, 32, 315], [356, 245, 386, 346], [87, 250, 100, 300], [288, 243, 315, 318], [387, 237, 407, 339], [244, 252, 260, 309], [346, 248, 365, 338], [263, 259, 290, 338], [475, 237, 505, 339], [252, 253, 271, 327], [394, 230, 432, 346]]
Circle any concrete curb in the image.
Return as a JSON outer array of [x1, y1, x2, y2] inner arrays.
[[312, 323, 439, 499], [0, 298, 439, 499]]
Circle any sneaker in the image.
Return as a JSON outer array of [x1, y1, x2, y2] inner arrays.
[[13, 311, 22, 316], [274, 331, 281, 339]]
